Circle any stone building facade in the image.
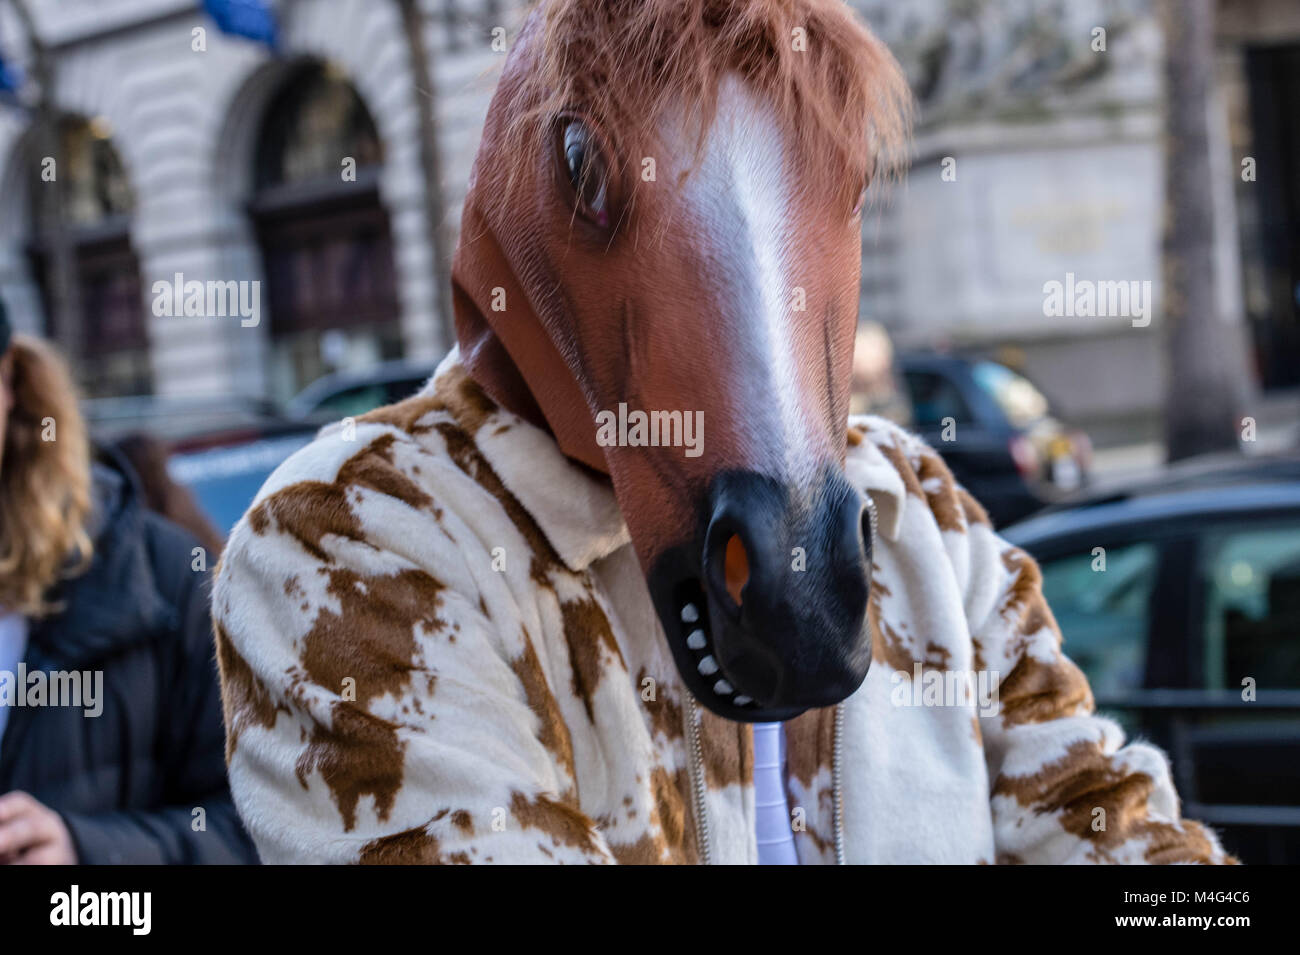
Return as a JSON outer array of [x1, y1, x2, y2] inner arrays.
[[1, 0, 1296, 440], [857, 0, 1300, 439], [0, 0, 523, 401]]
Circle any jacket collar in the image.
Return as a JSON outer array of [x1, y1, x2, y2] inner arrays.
[[843, 419, 907, 543], [433, 349, 630, 573], [431, 351, 905, 574], [30, 456, 174, 668]]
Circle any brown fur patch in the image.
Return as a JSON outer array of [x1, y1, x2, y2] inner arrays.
[[508, 628, 579, 796], [866, 572, 936, 673], [650, 765, 697, 862], [295, 702, 407, 832], [434, 420, 566, 585], [247, 434, 437, 560], [247, 480, 361, 561], [699, 710, 754, 790], [999, 548, 1060, 647], [559, 595, 627, 721], [993, 739, 1232, 863], [878, 435, 925, 500], [607, 764, 699, 864], [509, 790, 604, 856], [1143, 820, 1233, 865], [358, 824, 472, 865], [998, 654, 1093, 727], [433, 363, 500, 435], [298, 567, 445, 709], [638, 668, 685, 743], [214, 621, 288, 761], [785, 705, 835, 788], [994, 740, 1145, 848], [607, 831, 666, 865], [337, 432, 435, 513], [917, 451, 964, 533], [359, 395, 444, 436], [358, 362, 498, 438]]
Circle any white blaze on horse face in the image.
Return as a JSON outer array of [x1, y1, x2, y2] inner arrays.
[[676, 75, 817, 483]]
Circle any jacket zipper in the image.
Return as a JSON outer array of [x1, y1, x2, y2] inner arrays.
[[833, 493, 875, 865], [685, 696, 713, 864], [832, 703, 846, 865]]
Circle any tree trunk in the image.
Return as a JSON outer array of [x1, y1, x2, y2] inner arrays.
[[396, 0, 455, 354], [1159, 0, 1250, 462]]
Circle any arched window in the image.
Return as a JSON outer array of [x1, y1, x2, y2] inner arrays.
[[27, 116, 148, 397], [250, 60, 400, 400]]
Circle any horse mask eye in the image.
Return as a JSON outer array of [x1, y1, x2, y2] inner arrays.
[[559, 119, 610, 226]]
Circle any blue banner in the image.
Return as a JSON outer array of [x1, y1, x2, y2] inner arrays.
[[202, 0, 279, 49]]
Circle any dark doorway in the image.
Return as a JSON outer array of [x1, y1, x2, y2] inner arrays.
[[1243, 44, 1300, 391], [250, 60, 401, 400], [26, 117, 149, 397]]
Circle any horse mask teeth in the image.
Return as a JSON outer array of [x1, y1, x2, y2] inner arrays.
[[450, 0, 909, 722]]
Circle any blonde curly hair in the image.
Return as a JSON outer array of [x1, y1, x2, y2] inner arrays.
[[0, 334, 93, 617]]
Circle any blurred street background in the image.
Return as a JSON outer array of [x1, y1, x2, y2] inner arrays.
[[0, 0, 1297, 863]]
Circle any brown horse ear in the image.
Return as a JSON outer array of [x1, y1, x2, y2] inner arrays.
[[451, 207, 608, 474]]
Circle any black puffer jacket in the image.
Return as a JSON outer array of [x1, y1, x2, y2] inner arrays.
[[0, 455, 257, 864]]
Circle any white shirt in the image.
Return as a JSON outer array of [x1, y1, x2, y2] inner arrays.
[[0, 610, 29, 753], [753, 722, 799, 864]]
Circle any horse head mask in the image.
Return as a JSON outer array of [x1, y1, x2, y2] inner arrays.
[[453, 0, 910, 721]]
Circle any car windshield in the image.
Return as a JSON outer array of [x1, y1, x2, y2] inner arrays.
[[313, 384, 394, 419], [971, 361, 1051, 429]]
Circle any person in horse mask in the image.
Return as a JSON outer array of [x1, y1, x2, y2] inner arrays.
[[214, 0, 1232, 864], [0, 303, 256, 864]]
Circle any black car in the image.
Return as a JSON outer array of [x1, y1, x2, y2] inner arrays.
[[285, 359, 437, 423], [899, 353, 1091, 527], [1003, 454, 1300, 864]]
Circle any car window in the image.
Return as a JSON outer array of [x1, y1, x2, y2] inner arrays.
[[313, 384, 391, 419], [971, 361, 1050, 429], [384, 375, 430, 405], [1200, 522, 1300, 690], [902, 371, 974, 428], [1038, 542, 1159, 696]]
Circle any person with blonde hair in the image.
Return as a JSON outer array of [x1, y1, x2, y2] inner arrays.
[[0, 302, 255, 864]]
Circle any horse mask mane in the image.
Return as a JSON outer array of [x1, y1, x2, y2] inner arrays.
[[453, 0, 911, 721]]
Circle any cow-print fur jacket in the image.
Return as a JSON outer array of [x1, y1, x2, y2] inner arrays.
[[212, 349, 1233, 864]]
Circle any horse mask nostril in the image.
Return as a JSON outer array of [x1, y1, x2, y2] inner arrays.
[[859, 503, 873, 560], [724, 534, 749, 607], [703, 514, 745, 621]]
